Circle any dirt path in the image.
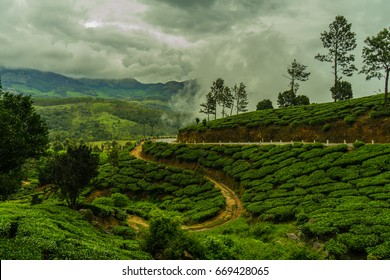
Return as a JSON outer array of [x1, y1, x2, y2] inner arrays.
[[129, 143, 243, 232]]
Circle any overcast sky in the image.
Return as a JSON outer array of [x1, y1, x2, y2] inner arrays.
[[0, 0, 389, 108]]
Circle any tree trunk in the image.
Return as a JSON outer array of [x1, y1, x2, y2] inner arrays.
[[334, 45, 338, 102], [385, 68, 389, 108]]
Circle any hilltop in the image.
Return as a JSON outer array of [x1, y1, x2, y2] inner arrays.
[[0, 67, 194, 101], [179, 94, 390, 143]]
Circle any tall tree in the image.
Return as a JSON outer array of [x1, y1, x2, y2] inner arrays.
[[285, 59, 310, 94], [360, 28, 390, 108], [199, 91, 216, 121], [234, 82, 248, 114], [220, 86, 234, 117], [315, 15, 357, 101], [212, 78, 226, 119], [40, 144, 99, 209], [0, 91, 49, 199]]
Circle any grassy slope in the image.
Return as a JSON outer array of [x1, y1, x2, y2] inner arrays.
[[143, 141, 390, 259], [181, 94, 388, 132]]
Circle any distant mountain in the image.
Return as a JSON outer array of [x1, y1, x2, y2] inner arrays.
[[0, 67, 192, 101]]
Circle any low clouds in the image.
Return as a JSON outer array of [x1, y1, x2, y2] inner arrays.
[[0, 0, 389, 108]]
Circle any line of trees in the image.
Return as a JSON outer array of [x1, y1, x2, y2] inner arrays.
[[257, 16, 390, 110], [199, 78, 248, 121], [316, 15, 390, 107]]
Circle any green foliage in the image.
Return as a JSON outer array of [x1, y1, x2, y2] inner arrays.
[[353, 141, 365, 149], [0, 91, 49, 199], [39, 144, 99, 209], [360, 28, 390, 107], [331, 80, 353, 101], [0, 202, 151, 260], [94, 147, 224, 224], [256, 99, 273, 110], [144, 211, 191, 259]]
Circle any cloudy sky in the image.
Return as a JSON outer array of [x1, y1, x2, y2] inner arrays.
[[0, 0, 389, 108]]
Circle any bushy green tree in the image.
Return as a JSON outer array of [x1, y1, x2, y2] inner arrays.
[[277, 90, 296, 107], [0, 90, 48, 199], [315, 15, 357, 101], [295, 94, 310, 105], [360, 28, 390, 107], [40, 144, 99, 209], [330, 80, 353, 101], [256, 99, 274, 110], [144, 211, 191, 259]]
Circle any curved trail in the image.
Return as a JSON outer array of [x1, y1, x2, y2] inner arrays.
[[129, 143, 243, 232]]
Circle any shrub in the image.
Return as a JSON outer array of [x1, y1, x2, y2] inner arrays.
[[353, 141, 365, 149], [322, 123, 331, 132], [111, 193, 130, 207], [92, 197, 114, 207], [113, 226, 136, 239], [343, 115, 356, 126]]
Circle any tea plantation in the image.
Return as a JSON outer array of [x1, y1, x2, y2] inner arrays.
[[91, 149, 225, 225], [180, 94, 388, 131], [0, 201, 151, 260], [143, 141, 390, 259]]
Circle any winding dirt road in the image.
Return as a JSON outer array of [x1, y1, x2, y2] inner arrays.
[[129, 143, 243, 232]]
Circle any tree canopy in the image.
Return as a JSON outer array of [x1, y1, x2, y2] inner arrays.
[[360, 28, 390, 107], [0, 88, 49, 199], [40, 144, 99, 209]]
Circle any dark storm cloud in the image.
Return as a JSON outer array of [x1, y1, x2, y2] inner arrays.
[[0, 0, 388, 106]]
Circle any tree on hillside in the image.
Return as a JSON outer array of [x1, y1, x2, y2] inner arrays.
[[315, 15, 357, 102], [277, 90, 310, 108], [285, 59, 310, 94], [199, 91, 216, 121], [295, 94, 310, 105], [0, 90, 49, 199], [360, 28, 390, 108], [256, 99, 273, 110], [277, 90, 296, 107], [144, 210, 193, 259], [220, 86, 234, 117], [330, 80, 353, 101], [145, 109, 160, 136], [212, 78, 226, 119], [233, 82, 248, 115], [40, 144, 99, 209]]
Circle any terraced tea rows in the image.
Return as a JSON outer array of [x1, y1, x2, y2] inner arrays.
[[143, 141, 390, 259], [181, 94, 387, 131], [91, 149, 225, 225]]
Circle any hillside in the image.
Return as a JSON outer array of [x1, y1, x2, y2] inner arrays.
[[143, 141, 390, 259], [179, 94, 390, 143], [0, 67, 194, 101], [33, 98, 184, 142]]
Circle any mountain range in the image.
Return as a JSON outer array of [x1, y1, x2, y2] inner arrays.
[[0, 67, 190, 101]]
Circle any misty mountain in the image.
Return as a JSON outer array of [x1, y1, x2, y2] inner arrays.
[[0, 67, 192, 101]]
